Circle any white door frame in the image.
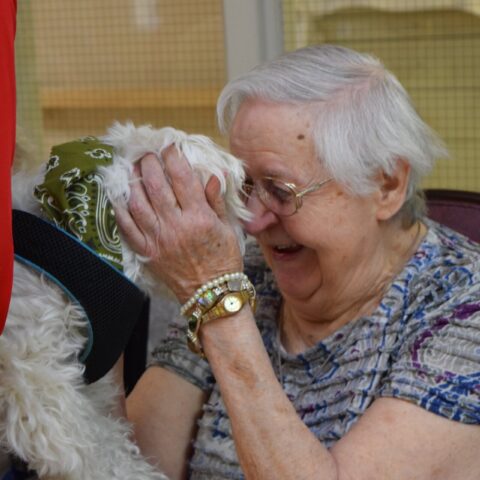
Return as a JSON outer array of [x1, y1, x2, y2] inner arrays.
[[223, 0, 284, 81]]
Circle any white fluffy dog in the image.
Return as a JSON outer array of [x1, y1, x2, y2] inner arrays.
[[1, 123, 249, 479]]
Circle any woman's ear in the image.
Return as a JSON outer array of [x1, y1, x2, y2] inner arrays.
[[374, 159, 411, 221]]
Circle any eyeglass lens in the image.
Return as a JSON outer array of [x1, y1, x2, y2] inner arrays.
[[242, 177, 296, 215]]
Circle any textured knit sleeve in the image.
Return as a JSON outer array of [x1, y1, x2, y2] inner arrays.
[[379, 234, 480, 424], [149, 315, 215, 392]]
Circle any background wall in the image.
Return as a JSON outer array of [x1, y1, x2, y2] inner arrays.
[[16, 0, 480, 192], [15, 0, 479, 350], [17, 0, 226, 161], [283, 0, 480, 190]]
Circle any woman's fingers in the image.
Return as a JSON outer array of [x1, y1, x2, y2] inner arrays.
[[137, 153, 180, 218], [128, 161, 157, 226], [115, 154, 170, 258], [160, 145, 206, 211], [205, 175, 228, 223], [115, 146, 243, 301], [113, 202, 150, 256]]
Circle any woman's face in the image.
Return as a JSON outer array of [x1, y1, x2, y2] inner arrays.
[[230, 99, 383, 308]]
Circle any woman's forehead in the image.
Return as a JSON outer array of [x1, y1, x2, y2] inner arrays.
[[231, 99, 314, 140], [229, 101, 323, 181]]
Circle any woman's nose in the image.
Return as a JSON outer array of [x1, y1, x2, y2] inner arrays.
[[242, 194, 278, 236]]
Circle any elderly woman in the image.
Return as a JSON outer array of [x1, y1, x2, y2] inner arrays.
[[117, 45, 480, 479]]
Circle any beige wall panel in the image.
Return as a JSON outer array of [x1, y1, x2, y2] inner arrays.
[[284, 6, 480, 191], [17, 1, 227, 162], [31, 0, 226, 88]]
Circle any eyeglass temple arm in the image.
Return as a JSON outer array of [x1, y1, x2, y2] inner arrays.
[[295, 178, 333, 200]]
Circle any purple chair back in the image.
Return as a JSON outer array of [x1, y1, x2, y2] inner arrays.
[[425, 189, 480, 243]]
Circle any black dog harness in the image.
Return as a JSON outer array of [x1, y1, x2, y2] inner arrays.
[[12, 209, 149, 385]]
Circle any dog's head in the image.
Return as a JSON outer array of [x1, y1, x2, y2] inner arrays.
[[99, 122, 251, 291], [10, 123, 251, 383], [17, 122, 251, 294]]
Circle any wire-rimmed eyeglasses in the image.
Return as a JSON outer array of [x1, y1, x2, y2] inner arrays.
[[241, 176, 333, 216]]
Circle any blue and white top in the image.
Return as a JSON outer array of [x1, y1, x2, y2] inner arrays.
[[151, 219, 480, 479]]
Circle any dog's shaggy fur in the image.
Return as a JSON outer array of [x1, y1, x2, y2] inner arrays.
[[0, 123, 249, 479]]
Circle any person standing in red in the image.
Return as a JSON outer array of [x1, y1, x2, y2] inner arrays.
[[0, 0, 17, 334]]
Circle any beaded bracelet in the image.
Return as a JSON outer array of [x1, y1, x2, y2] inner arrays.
[[180, 272, 249, 315], [186, 287, 255, 357], [181, 272, 255, 357]]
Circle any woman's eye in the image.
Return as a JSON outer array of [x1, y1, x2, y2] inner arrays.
[[264, 179, 291, 204], [242, 178, 254, 194]]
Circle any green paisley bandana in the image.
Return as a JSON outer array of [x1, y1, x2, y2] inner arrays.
[[34, 136, 123, 271]]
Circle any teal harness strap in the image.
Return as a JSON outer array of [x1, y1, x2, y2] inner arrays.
[[13, 209, 149, 385]]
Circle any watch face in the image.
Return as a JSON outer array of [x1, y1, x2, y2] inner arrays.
[[224, 294, 242, 313]]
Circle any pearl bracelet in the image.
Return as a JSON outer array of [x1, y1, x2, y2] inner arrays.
[[180, 272, 249, 316], [182, 271, 256, 357]]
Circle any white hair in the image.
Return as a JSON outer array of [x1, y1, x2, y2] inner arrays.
[[217, 44, 448, 224]]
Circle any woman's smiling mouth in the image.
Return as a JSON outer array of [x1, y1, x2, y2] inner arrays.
[[271, 243, 304, 258]]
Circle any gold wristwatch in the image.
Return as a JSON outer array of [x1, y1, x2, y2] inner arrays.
[[201, 289, 255, 324], [185, 277, 256, 357]]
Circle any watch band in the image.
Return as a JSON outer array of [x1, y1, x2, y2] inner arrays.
[[201, 289, 254, 324], [184, 275, 256, 357]]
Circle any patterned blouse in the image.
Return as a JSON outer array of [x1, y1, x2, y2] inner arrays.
[[151, 219, 480, 479]]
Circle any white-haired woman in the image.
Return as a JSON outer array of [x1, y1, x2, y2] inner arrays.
[[117, 45, 480, 479]]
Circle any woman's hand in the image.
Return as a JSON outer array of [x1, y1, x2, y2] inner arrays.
[[113, 147, 243, 303]]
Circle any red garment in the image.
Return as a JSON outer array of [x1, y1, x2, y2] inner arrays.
[[0, 0, 17, 333]]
